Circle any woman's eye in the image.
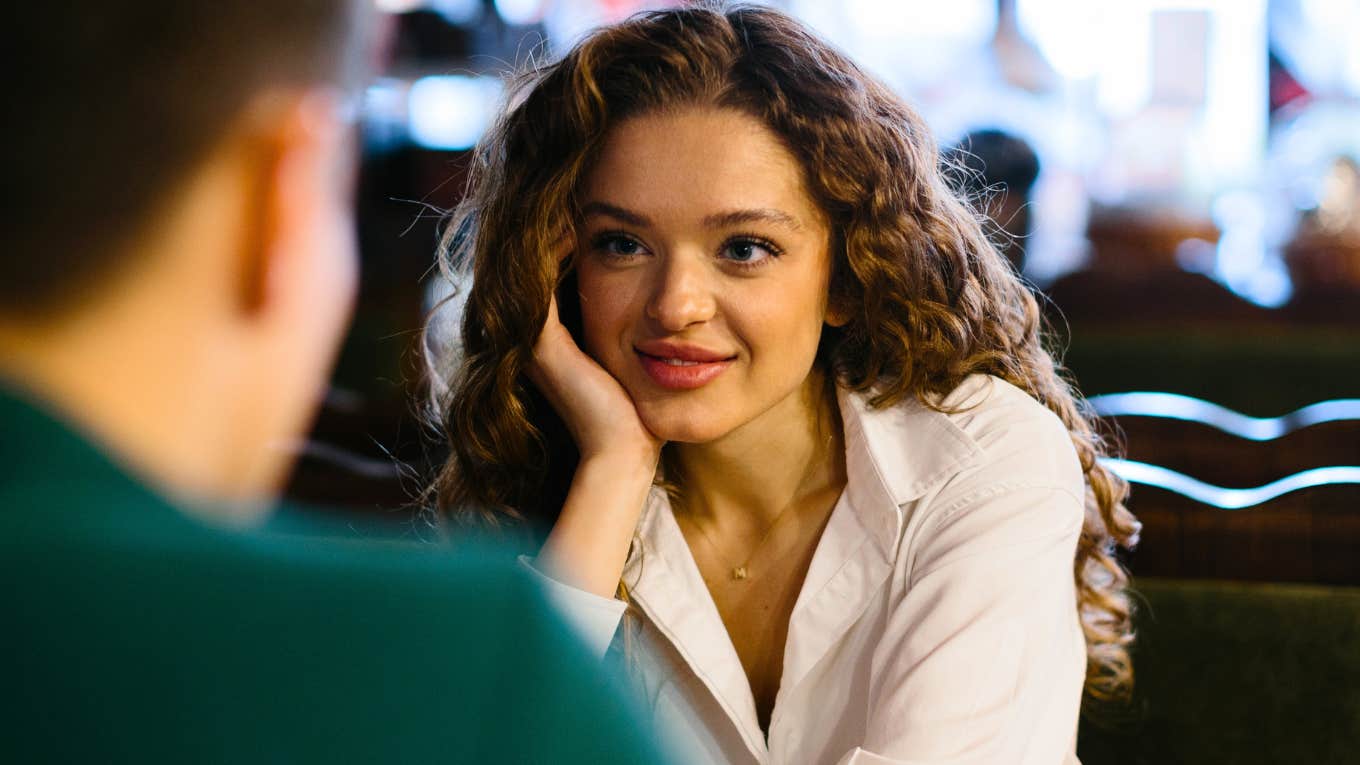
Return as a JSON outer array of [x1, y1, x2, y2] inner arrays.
[[721, 238, 779, 265], [593, 234, 647, 259]]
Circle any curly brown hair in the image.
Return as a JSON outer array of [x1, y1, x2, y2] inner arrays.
[[424, 3, 1141, 705]]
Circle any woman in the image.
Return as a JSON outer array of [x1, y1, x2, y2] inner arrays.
[[426, 5, 1139, 764]]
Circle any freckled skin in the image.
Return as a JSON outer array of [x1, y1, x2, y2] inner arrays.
[[575, 107, 837, 447]]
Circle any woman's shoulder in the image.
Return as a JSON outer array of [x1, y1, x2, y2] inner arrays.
[[932, 376, 1085, 526], [937, 375, 1073, 452], [850, 376, 1088, 574], [850, 374, 1082, 502]]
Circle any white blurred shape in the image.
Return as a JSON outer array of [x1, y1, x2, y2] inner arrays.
[[843, 0, 992, 40], [495, 0, 545, 26], [433, 0, 482, 24], [376, 0, 425, 12], [800, 0, 991, 89], [1105, 459, 1360, 509], [1211, 189, 1293, 307], [364, 78, 407, 121], [1089, 392, 1360, 441], [1276, 0, 1360, 97], [408, 75, 502, 151], [362, 78, 410, 150], [1021, 0, 1266, 196], [1017, 0, 1109, 81]]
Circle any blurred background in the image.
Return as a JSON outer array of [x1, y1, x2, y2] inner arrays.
[[288, 0, 1360, 582], [278, 1, 1358, 758]]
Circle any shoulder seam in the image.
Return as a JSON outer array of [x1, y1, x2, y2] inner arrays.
[[927, 480, 1086, 529]]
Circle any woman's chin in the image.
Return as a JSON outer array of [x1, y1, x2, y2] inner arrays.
[[637, 406, 733, 445], [647, 421, 728, 444]]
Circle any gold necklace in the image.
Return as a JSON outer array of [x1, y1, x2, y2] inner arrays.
[[676, 424, 840, 582], [684, 502, 801, 582]]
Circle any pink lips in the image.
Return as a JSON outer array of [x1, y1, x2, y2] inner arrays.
[[634, 340, 735, 390]]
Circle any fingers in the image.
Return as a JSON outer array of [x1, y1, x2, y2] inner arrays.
[[530, 231, 580, 390], [529, 293, 573, 389], [549, 228, 582, 309], [547, 228, 576, 278]]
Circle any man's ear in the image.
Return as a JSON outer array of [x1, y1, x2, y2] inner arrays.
[[236, 90, 351, 318]]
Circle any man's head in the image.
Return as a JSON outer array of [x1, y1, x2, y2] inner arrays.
[[1, 2, 375, 513], [944, 129, 1041, 274]]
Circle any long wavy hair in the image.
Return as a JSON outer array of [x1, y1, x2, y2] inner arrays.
[[424, 3, 1141, 704]]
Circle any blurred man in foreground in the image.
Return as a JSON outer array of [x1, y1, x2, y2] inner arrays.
[[0, 3, 667, 762]]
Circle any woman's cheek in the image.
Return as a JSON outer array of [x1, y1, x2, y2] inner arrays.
[[577, 276, 629, 365]]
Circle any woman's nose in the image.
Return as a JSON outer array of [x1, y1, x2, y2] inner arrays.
[[645, 253, 717, 332]]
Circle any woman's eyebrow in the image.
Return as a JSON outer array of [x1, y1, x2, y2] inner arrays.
[[581, 202, 802, 232], [703, 208, 802, 231], [581, 201, 652, 227]]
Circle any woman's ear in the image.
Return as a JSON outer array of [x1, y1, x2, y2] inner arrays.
[[825, 237, 853, 328], [825, 301, 851, 328], [825, 274, 852, 328]]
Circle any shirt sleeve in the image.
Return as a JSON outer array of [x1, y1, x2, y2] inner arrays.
[[498, 560, 682, 765], [518, 554, 628, 660], [835, 478, 1088, 765]]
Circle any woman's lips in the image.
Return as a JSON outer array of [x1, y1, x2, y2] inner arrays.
[[635, 349, 734, 390]]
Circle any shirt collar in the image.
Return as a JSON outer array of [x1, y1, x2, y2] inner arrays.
[[625, 378, 989, 584], [628, 490, 770, 757], [837, 379, 985, 556], [621, 380, 987, 759]]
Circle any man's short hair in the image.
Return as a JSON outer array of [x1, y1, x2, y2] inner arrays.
[[4, 2, 372, 316], [943, 128, 1041, 200]]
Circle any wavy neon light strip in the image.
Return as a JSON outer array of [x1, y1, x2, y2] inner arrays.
[[1101, 458, 1360, 509], [1088, 392, 1360, 441]]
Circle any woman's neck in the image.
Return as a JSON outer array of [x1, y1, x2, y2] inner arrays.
[[671, 372, 846, 531]]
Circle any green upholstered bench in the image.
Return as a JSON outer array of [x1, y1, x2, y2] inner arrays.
[[1061, 328, 1360, 417], [1077, 577, 1360, 764]]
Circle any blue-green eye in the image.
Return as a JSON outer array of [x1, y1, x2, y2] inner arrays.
[[721, 236, 781, 266], [592, 232, 648, 259]]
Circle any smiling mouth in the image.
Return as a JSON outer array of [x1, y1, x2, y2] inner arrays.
[[645, 355, 707, 367], [635, 349, 735, 390]]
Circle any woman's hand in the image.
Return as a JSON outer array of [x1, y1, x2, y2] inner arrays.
[[527, 257, 664, 598], [526, 292, 663, 466]]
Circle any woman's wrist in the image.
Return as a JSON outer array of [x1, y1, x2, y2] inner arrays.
[[578, 439, 662, 477], [535, 447, 659, 598]]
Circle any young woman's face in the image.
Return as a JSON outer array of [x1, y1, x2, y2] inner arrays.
[[575, 106, 838, 443]]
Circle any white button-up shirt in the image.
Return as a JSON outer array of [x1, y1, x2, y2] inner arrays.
[[529, 375, 1087, 765]]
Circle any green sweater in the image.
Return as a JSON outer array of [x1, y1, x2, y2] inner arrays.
[[0, 387, 669, 763]]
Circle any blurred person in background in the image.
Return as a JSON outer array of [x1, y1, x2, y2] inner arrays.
[[428, 5, 1140, 764], [0, 2, 672, 762], [944, 128, 1042, 276]]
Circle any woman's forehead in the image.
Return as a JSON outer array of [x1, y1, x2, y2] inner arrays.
[[581, 106, 827, 232]]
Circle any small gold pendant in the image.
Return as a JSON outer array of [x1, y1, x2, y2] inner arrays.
[[732, 566, 749, 581]]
